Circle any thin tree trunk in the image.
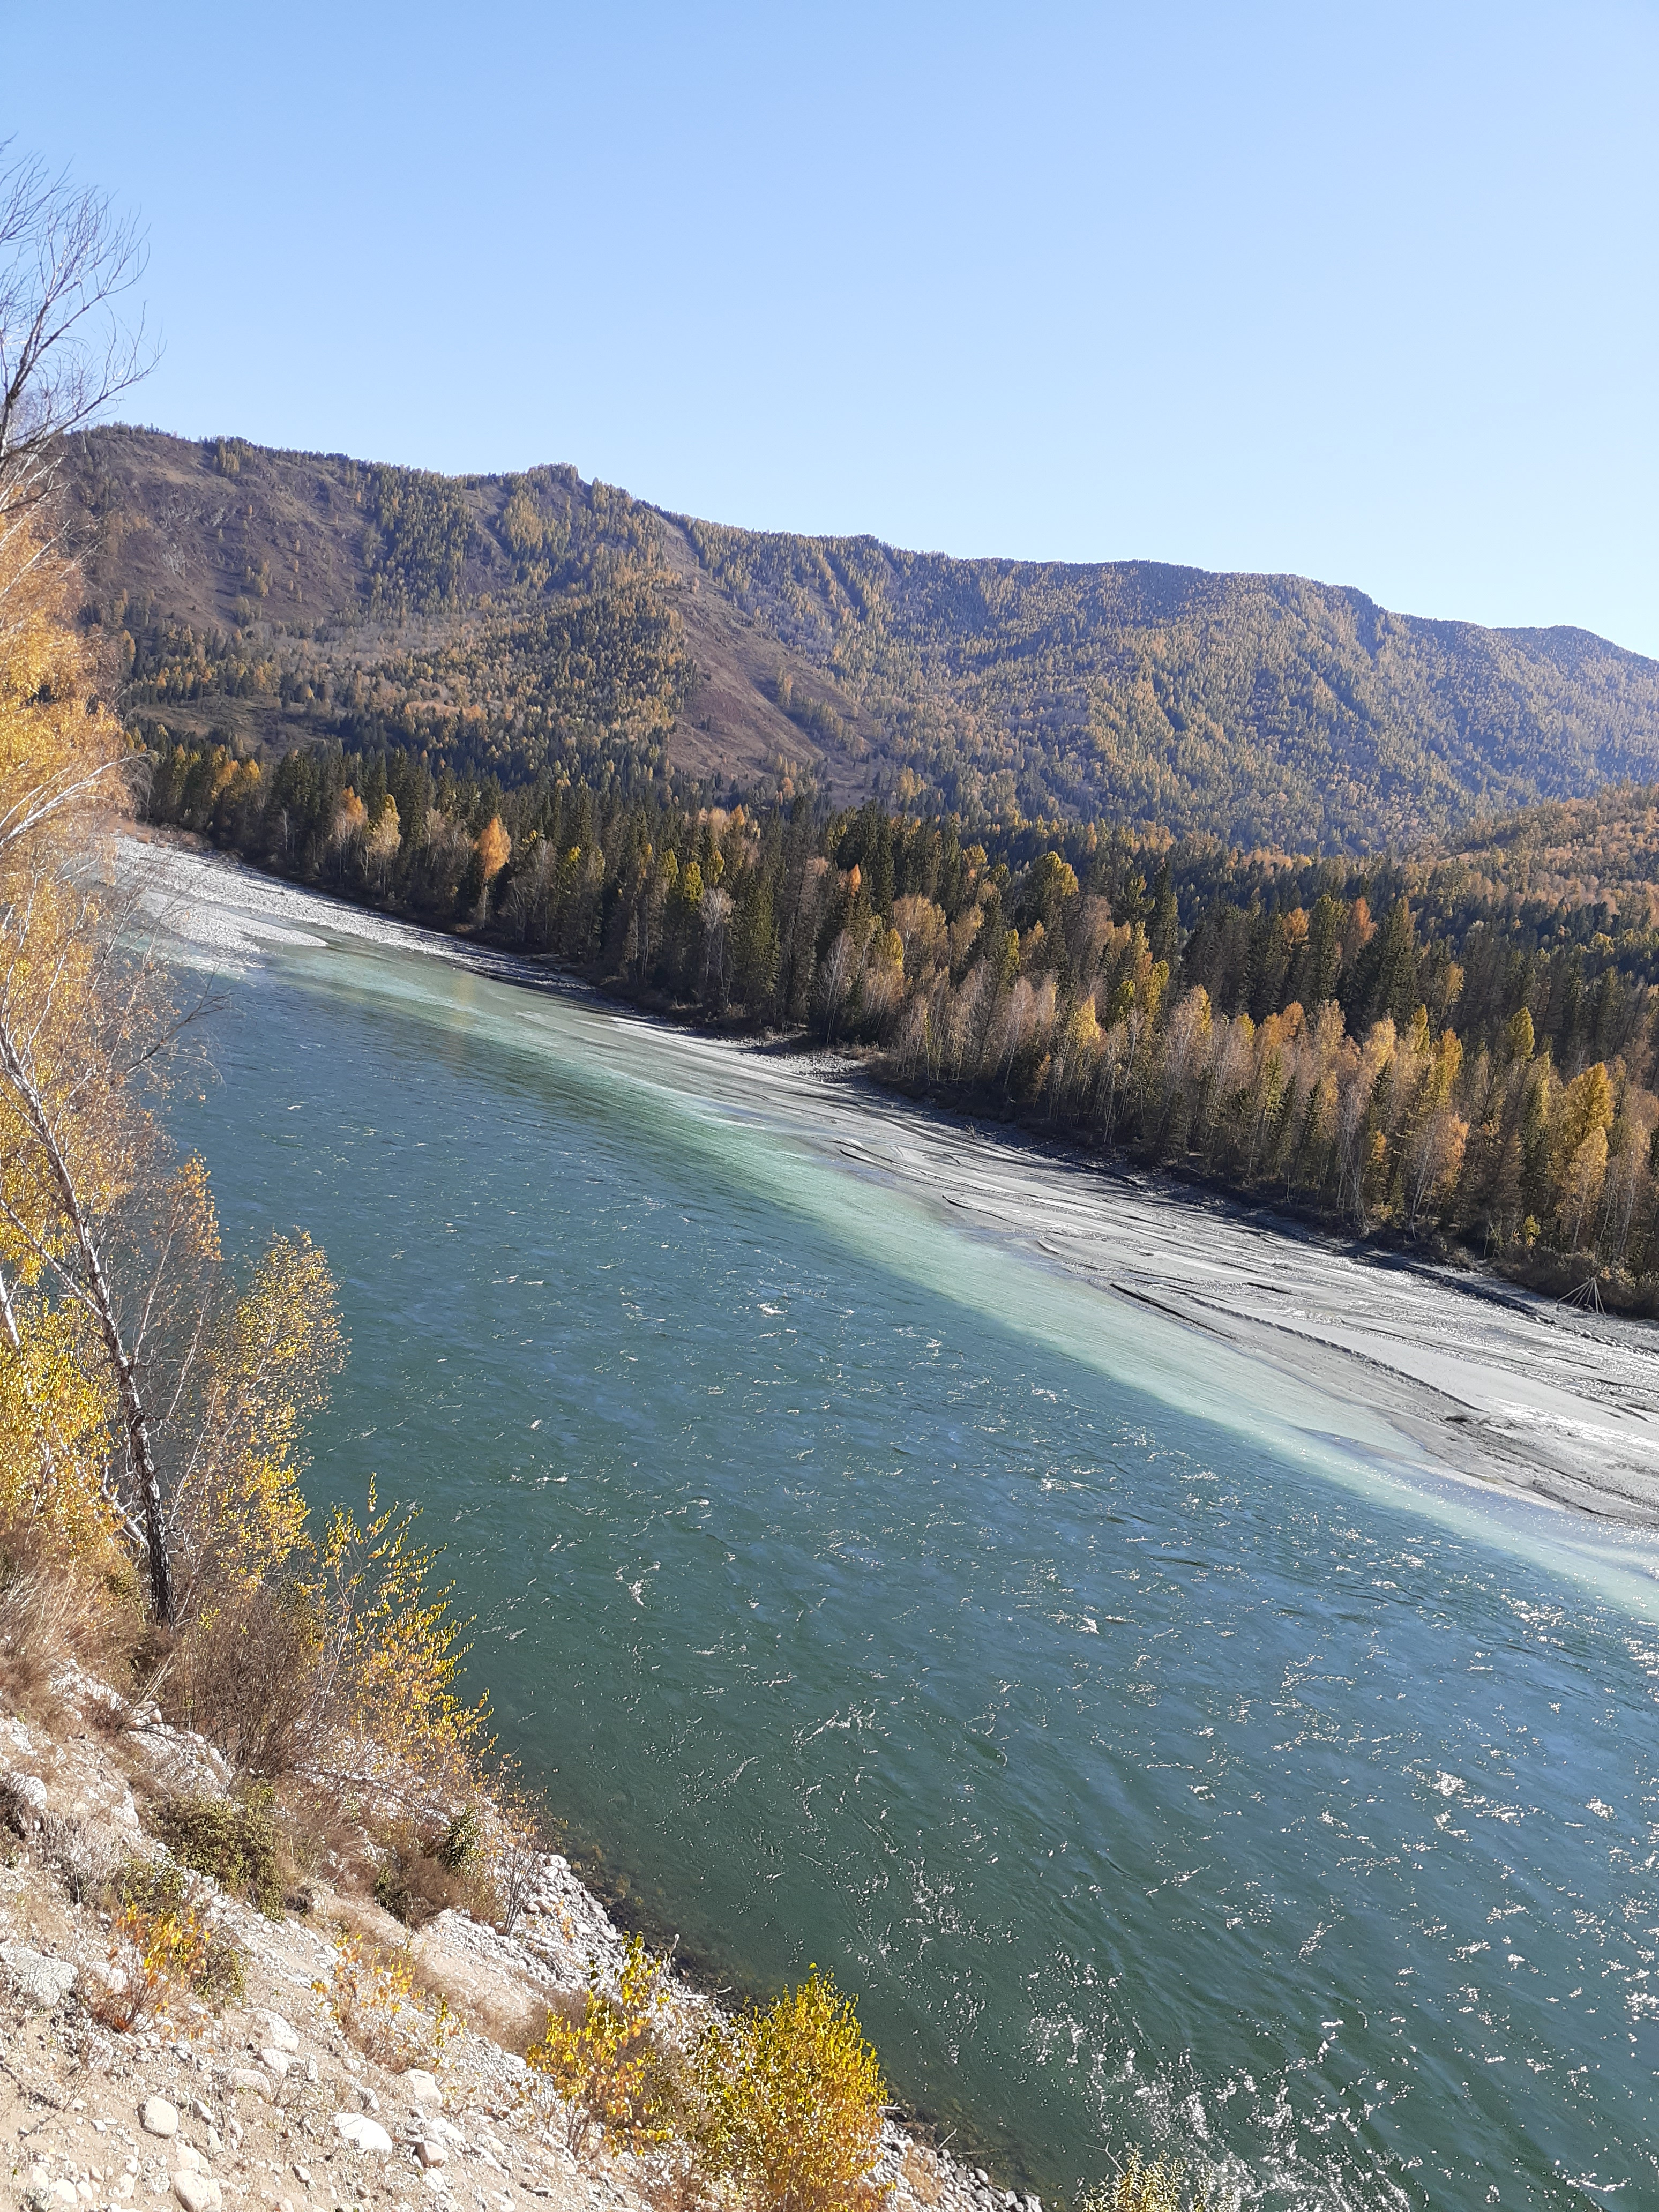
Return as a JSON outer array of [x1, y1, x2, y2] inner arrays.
[[0, 1025, 173, 1620]]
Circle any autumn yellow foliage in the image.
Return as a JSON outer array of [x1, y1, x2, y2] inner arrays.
[[693, 1968, 891, 2212], [526, 1933, 677, 2156], [312, 1477, 490, 1795], [174, 1227, 343, 1608], [1079, 2151, 1209, 2212], [0, 1302, 115, 1555], [0, 519, 130, 1566], [313, 1928, 460, 2069], [0, 513, 486, 1829], [476, 815, 511, 880], [91, 1869, 243, 2035]]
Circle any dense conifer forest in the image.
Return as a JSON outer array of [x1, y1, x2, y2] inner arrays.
[[143, 736, 1659, 1307]]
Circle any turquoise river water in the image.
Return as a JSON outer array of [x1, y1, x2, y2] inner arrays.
[[163, 871, 1659, 2210]]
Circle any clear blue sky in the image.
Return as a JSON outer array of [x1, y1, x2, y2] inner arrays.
[[10, 1, 1658, 652]]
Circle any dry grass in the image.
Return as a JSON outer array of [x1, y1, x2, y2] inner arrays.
[[313, 1924, 460, 2071], [0, 1559, 83, 1722], [407, 1951, 544, 2057], [0, 1523, 142, 1725], [174, 1581, 318, 1779]]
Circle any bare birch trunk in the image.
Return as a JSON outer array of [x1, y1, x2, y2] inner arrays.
[[0, 1004, 173, 1620]]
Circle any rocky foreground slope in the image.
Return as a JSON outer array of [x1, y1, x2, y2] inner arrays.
[[0, 1669, 1042, 2212]]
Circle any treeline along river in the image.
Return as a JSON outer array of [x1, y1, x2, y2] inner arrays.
[[158, 850, 1659, 2210]]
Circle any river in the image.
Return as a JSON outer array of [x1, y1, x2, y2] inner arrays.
[[148, 847, 1659, 2209]]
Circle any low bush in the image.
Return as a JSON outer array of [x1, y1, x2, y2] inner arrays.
[[372, 1811, 499, 1928], [1080, 2150, 1210, 2212], [526, 1933, 678, 2157], [436, 1801, 481, 1871], [92, 1862, 244, 2031], [153, 1793, 286, 1917], [691, 1966, 890, 2212], [176, 1581, 320, 1779], [0, 1543, 135, 1726], [314, 1926, 460, 2069]]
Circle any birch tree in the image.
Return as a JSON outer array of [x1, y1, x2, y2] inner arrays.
[[0, 144, 154, 557]]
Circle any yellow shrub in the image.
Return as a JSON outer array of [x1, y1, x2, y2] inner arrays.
[[694, 1967, 890, 2212], [313, 1479, 490, 1797], [181, 1228, 342, 1606], [526, 1933, 676, 2156], [1080, 2150, 1209, 2212], [92, 1871, 243, 2034], [313, 1927, 460, 2068]]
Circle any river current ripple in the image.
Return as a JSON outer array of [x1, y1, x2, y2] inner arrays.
[[160, 861, 1659, 2209]]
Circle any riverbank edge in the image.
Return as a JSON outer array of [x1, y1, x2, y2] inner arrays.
[[0, 1660, 1044, 2212], [136, 824, 1624, 1325], [140, 823, 1659, 1540]]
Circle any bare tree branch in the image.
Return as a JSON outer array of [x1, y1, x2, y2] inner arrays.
[[0, 140, 158, 537]]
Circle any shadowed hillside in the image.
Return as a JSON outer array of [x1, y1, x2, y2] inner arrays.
[[65, 425, 1659, 849]]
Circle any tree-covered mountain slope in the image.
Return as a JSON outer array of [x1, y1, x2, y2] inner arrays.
[[65, 426, 1659, 850]]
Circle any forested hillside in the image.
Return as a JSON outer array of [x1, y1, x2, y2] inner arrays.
[[69, 426, 1659, 850]]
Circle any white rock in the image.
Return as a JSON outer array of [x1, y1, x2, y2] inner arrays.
[[171, 2174, 221, 2212], [416, 2141, 447, 2170], [420, 2173, 450, 2196], [402, 2068, 442, 2107], [2, 1942, 76, 2008], [304, 2059, 318, 2083], [173, 2147, 204, 2176], [46, 2180, 78, 2210], [140, 2100, 179, 2140], [228, 2069, 273, 2102], [249, 2008, 300, 2053], [258, 2049, 290, 2080], [333, 2114, 394, 2155]]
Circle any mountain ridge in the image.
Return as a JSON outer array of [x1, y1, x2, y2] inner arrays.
[[63, 424, 1659, 851]]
